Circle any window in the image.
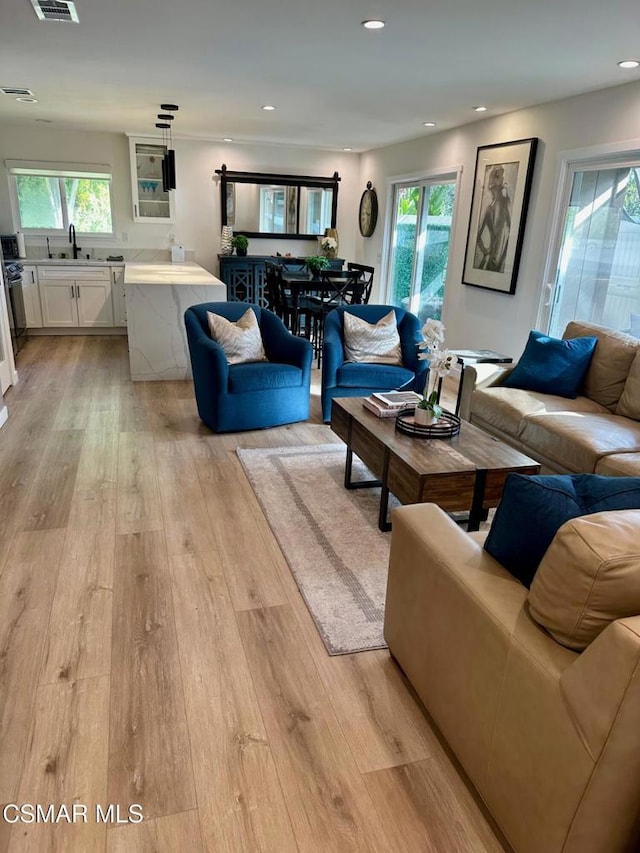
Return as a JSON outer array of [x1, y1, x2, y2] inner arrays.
[[544, 157, 640, 336], [8, 162, 114, 235], [386, 177, 457, 323]]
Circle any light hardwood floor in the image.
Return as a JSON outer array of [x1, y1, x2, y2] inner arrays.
[[0, 336, 506, 852]]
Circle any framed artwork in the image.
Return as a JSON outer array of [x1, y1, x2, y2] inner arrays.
[[462, 137, 538, 294]]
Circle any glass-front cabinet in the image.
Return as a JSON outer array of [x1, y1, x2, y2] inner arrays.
[[128, 136, 175, 223]]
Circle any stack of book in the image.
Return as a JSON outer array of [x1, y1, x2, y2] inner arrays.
[[362, 390, 422, 418]]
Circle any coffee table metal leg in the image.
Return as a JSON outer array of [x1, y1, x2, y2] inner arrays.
[[344, 445, 382, 490], [468, 468, 487, 531], [378, 482, 392, 532]]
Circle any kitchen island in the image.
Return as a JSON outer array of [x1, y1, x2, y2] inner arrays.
[[125, 262, 226, 381]]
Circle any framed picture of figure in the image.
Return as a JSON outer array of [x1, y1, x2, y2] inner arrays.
[[462, 137, 538, 294]]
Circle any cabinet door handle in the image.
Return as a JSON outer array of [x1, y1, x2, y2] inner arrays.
[[113, 271, 116, 284], [134, 203, 138, 217], [31, 270, 35, 283], [70, 285, 74, 298], [76, 284, 80, 298]]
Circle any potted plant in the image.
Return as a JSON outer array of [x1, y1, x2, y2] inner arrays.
[[305, 255, 330, 276], [416, 319, 454, 425], [232, 234, 249, 257]]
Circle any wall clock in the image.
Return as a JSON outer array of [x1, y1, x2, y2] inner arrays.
[[359, 181, 378, 237]]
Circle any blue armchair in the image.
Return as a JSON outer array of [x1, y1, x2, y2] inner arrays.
[[185, 302, 312, 432], [321, 304, 428, 422]]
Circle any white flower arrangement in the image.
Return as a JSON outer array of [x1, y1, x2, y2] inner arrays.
[[320, 236, 337, 252], [416, 319, 454, 420]]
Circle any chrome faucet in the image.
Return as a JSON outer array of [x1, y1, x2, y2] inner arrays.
[[69, 224, 81, 260]]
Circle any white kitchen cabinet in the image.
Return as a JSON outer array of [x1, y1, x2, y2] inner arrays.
[[128, 136, 175, 223], [21, 264, 43, 327], [111, 267, 126, 326], [39, 266, 114, 328]]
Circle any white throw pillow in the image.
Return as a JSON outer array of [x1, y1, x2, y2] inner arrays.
[[207, 308, 267, 365], [343, 310, 403, 365]]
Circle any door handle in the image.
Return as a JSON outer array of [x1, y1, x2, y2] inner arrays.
[[70, 285, 74, 298], [31, 270, 35, 283], [76, 284, 80, 298]]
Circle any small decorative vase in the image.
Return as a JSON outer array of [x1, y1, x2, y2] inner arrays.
[[414, 407, 439, 426], [236, 247, 247, 257], [220, 226, 233, 255]]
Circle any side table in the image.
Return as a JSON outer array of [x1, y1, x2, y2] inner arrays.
[[450, 349, 513, 417]]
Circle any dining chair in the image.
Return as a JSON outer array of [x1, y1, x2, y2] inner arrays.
[[306, 269, 364, 365], [263, 260, 282, 316], [347, 262, 375, 304]]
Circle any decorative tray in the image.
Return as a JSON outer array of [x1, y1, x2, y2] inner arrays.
[[395, 408, 461, 439]]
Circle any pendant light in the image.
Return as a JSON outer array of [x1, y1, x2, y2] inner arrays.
[[155, 103, 179, 191]]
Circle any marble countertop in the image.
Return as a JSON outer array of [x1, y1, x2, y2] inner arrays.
[[25, 259, 124, 266], [124, 262, 222, 286]]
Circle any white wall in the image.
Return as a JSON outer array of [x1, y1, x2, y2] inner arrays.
[[359, 80, 640, 356], [0, 125, 360, 276]]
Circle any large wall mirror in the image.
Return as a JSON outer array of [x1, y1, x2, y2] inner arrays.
[[215, 164, 340, 240]]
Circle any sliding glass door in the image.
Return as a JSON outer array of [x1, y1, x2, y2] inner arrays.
[[387, 178, 456, 323], [546, 160, 640, 336]]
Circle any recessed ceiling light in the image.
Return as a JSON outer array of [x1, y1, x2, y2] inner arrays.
[[16, 97, 38, 103], [261, 105, 276, 111], [343, 147, 352, 151], [223, 137, 234, 142], [362, 19, 385, 29], [474, 105, 487, 112], [423, 121, 437, 127], [618, 59, 640, 69], [35, 118, 52, 122]]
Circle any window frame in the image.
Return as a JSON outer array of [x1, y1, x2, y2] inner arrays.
[[381, 165, 463, 322], [536, 139, 640, 332], [6, 160, 115, 238]]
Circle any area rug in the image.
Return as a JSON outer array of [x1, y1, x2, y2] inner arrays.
[[237, 443, 395, 655]]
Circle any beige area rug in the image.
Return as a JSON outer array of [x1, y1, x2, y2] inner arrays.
[[237, 444, 395, 655]]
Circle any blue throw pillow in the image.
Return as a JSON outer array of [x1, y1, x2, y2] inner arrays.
[[484, 474, 640, 587], [503, 330, 597, 398]]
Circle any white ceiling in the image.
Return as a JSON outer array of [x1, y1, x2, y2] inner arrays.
[[1, 0, 640, 151]]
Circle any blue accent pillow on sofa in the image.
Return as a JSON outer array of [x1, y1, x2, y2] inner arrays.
[[484, 474, 640, 587], [503, 330, 597, 398]]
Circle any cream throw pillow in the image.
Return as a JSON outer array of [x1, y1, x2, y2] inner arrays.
[[207, 308, 266, 365], [616, 349, 640, 421], [343, 310, 402, 365], [528, 510, 640, 650]]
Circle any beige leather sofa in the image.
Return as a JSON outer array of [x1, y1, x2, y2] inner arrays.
[[460, 321, 640, 474], [385, 503, 640, 853]]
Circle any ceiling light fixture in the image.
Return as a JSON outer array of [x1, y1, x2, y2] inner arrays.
[[362, 19, 385, 29], [423, 121, 436, 127], [16, 97, 38, 103], [223, 137, 234, 142], [474, 106, 487, 112], [618, 59, 640, 69], [343, 147, 353, 151], [156, 102, 179, 191], [261, 105, 276, 111]]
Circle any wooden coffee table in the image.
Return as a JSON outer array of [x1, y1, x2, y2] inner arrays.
[[331, 397, 540, 531]]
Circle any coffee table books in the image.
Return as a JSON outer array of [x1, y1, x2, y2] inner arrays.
[[363, 390, 422, 418]]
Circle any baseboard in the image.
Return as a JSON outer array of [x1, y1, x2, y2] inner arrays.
[[0, 404, 8, 430], [27, 328, 127, 336]]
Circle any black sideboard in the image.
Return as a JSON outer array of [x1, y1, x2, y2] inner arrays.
[[218, 255, 344, 304]]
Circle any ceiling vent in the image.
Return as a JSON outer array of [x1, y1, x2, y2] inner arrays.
[[30, 0, 79, 22], [1, 87, 35, 96]]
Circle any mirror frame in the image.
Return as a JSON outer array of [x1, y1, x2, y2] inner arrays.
[[215, 164, 340, 240]]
